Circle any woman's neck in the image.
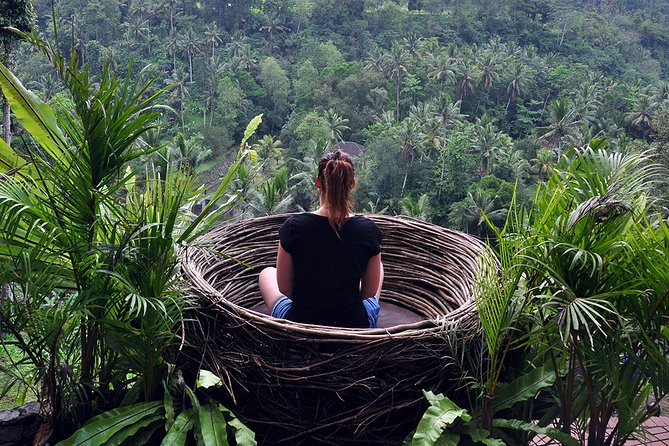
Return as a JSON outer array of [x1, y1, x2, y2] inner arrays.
[[312, 205, 353, 218]]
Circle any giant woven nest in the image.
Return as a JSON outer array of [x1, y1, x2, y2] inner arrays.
[[180, 214, 492, 445]]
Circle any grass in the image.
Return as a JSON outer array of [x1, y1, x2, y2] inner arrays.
[[0, 336, 37, 410]]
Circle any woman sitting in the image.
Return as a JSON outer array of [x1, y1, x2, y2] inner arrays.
[[258, 150, 384, 328]]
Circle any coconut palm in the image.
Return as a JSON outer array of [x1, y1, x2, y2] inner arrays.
[[432, 94, 466, 128], [538, 98, 579, 154], [505, 61, 531, 111], [470, 116, 512, 178], [179, 27, 202, 83], [248, 168, 294, 216], [455, 60, 477, 102], [391, 118, 428, 195], [203, 22, 223, 63], [530, 147, 556, 182], [165, 68, 190, 126], [383, 42, 409, 121], [253, 134, 284, 168], [323, 108, 350, 146], [364, 46, 386, 73], [237, 44, 258, 71], [477, 52, 501, 89], [448, 185, 507, 236], [625, 92, 659, 130], [427, 54, 456, 91], [403, 32, 422, 60], [260, 13, 288, 55]]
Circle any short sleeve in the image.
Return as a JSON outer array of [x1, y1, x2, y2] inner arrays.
[[278, 217, 293, 253], [368, 220, 382, 256]]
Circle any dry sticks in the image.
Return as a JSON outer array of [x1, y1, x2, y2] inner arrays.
[[180, 214, 492, 445]]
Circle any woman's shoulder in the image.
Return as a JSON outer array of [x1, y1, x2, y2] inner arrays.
[[348, 215, 382, 235]]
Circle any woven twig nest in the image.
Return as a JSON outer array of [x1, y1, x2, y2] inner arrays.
[[180, 214, 491, 445]]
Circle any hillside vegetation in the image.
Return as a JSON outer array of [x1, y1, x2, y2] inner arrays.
[[5, 0, 667, 228]]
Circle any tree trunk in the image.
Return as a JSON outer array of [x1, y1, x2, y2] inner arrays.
[[396, 75, 401, 122], [2, 38, 12, 145]]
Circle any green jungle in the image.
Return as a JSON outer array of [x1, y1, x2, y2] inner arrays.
[[0, 0, 668, 445]]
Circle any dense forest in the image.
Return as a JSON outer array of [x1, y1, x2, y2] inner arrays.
[[5, 0, 669, 230]]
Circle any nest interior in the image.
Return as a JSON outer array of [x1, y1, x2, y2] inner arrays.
[[180, 214, 489, 445]]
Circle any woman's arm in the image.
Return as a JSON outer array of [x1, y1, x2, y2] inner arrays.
[[360, 253, 383, 299], [276, 243, 294, 297]]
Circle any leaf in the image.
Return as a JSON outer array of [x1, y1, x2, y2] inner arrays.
[[220, 406, 257, 446], [197, 402, 229, 446], [161, 409, 196, 446], [661, 325, 669, 341], [196, 370, 222, 389], [0, 62, 67, 161], [412, 392, 470, 446], [0, 137, 37, 178], [164, 383, 175, 432], [240, 114, 263, 150], [55, 401, 163, 446], [492, 418, 580, 446], [492, 366, 556, 413]]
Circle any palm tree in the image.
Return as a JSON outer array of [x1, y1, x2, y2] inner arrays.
[[253, 134, 284, 168], [375, 110, 396, 129], [477, 52, 501, 89], [165, 32, 180, 73], [625, 92, 659, 131], [383, 42, 409, 121], [248, 168, 294, 216], [226, 30, 250, 57], [531, 147, 556, 182], [203, 23, 223, 63], [160, 0, 181, 36], [432, 94, 466, 128], [237, 44, 258, 71], [123, 17, 150, 40], [573, 79, 602, 126], [323, 108, 350, 146], [403, 33, 422, 60], [165, 69, 190, 126], [260, 14, 288, 55], [538, 98, 579, 155], [364, 46, 386, 73], [521, 144, 667, 444], [505, 62, 531, 111], [448, 186, 507, 236], [455, 60, 477, 103], [427, 54, 455, 91], [400, 193, 430, 221], [179, 27, 202, 83], [391, 118, 427, 195], [289, 140, 328, 209], [470, 116, 511, 178]]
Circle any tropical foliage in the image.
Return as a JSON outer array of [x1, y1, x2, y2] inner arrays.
[[0, 28, 258, 443], [411, 140, 669, 445]]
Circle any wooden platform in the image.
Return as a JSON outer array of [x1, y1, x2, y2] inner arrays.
[[248, 300, 425, 328]]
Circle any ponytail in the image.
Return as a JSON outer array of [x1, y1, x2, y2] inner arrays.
[[318, 150, 355, 232]]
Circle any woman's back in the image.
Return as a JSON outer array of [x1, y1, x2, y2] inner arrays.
[[279, 213, 382, 327]]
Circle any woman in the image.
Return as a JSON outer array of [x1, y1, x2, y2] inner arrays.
[[258, 150, 384, 328]]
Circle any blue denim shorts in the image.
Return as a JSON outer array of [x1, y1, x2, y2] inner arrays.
[[271, 296, 381, 328]]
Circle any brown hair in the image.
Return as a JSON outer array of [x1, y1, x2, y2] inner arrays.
[[318, 150, 355, 232]]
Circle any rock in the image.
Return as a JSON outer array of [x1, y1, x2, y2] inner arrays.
[[0, 402, 41, 446]]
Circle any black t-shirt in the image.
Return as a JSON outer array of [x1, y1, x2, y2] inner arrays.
[[279, 213, 383, 328]]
